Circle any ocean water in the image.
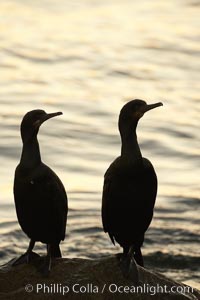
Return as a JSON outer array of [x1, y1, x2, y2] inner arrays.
[[0, 0, 199, 290]]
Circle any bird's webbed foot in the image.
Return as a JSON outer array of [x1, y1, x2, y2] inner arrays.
[[37, 245, 52, 277], [12, 240, 40, 266], [12, 251, 40, 266], [118, 248, 140, 285]]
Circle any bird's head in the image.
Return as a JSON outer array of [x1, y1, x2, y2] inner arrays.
[[20, 109, 62, 143], [119, 99, 163, 135]]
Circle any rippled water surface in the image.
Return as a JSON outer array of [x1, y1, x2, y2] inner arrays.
[[0, 0, 199, 289]]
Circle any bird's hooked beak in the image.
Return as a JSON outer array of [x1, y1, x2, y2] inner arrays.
[[33, 112, 63, 128], [133, 102, 163, 119], [142, 102, 163, 113], [43, 111, 63, 122]]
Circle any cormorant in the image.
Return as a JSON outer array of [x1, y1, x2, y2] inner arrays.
[[102, 99, 163, 280], [13, 109, 68, 274]]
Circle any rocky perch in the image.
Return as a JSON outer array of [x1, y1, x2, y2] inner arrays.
[[0, 256, 199, 300]]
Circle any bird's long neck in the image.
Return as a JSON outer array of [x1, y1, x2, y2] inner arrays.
[[20, 136, 41, 168], [120, 123, 142, 164]]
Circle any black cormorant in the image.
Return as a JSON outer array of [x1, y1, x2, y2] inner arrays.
[[13, 109, 68, 274], [102, 99, 163, 279]]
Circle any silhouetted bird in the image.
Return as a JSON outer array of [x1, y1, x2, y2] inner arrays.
[[13, 109, 68, 274], [102, 99, 163, 280]]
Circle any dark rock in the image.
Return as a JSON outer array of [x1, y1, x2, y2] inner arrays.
[[0, 256, 199, 299]]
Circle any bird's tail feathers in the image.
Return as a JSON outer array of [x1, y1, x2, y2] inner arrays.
[[108, 232, 115, 245], [49, 244, 62, 258]]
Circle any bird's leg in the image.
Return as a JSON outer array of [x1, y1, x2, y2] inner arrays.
[[134, 248, 144, 267], [26, 239, 36, 263], [119, 246, 139, 285], [12, 239, 40, 266], [48, 243, 62, 258], [38, 244, 52, 277], [116, 247, 128, 261]]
